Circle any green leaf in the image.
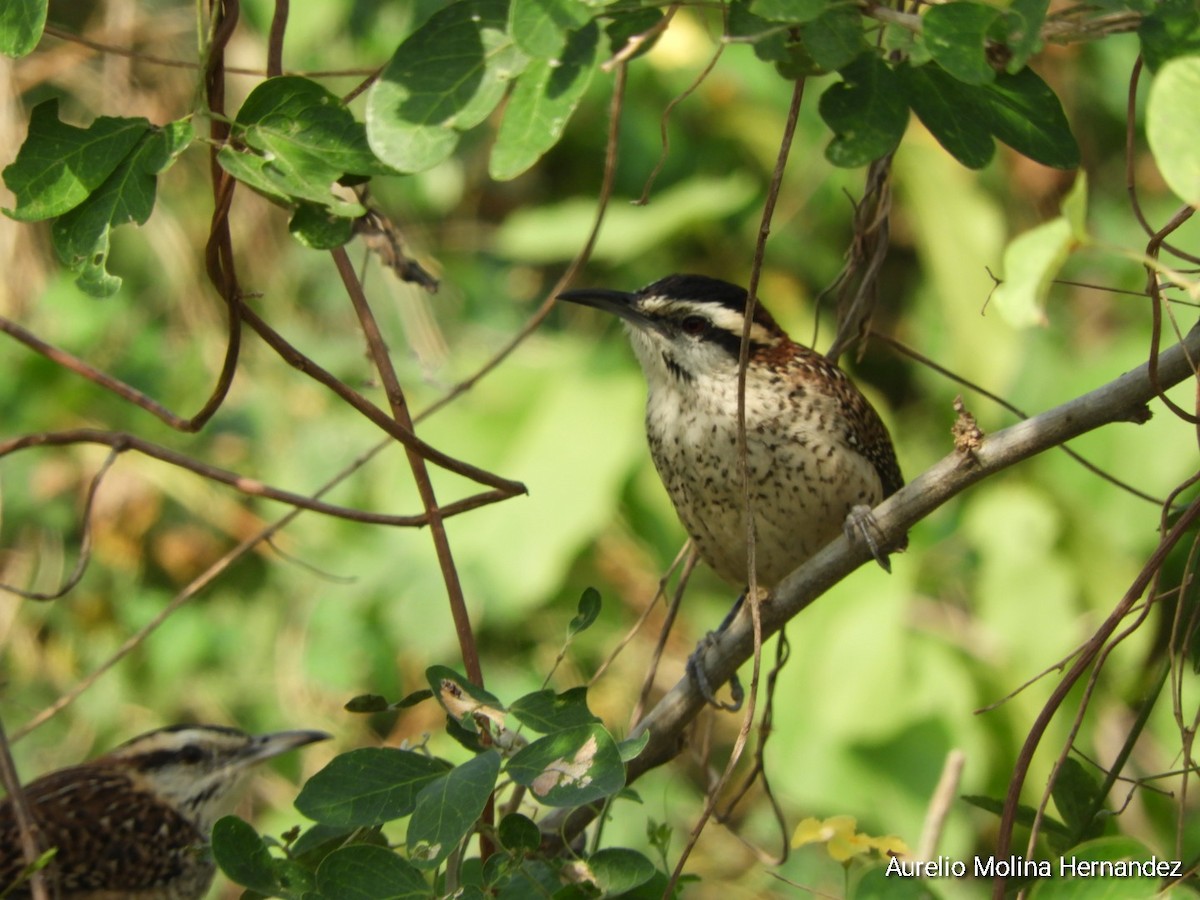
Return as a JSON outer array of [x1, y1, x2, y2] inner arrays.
[[1061, 170, 1088, 240], [506, 723, 625, 807], [801, 7, 865, 72], [212, 816, 280, 895], [1, 0, 46, 58], [2, 100, 150, 221], [367, 0, 529, 172], [236, 77, 386, 175], [605, 8, 664, 61], [315, 844, 430, 900], [408, 751, 501, 869], [979, 67, 1080, 169], [50, 119, 195, 297], [397, 688, 435, 708], [1051, 757, 1106, 841], [1139, 0, 1200, 71], [344, 693, 392, 713], [295, 748, 452, 827], [568, 586, 601, 635], [290, 202, 356, 249], [498, 813, 541, 853], [855, 864, 941, 899], [1004, 0, 1048, 70], [1027, 838, 1163, 899], [509, 0, 593, 58], [510, 687, 600, 733], [991, 216, 1073, 327], [219, 76, 382, 217], [490, 22, 599, 180], [588, 848, 657, 895], [819, 56, 908, 167], [923, 2, 1002, 85], [961, 794, 1070, 836], [617, 730, 650, 763], [495, 173, 758, 262], [899, 63, 995, 169], [1147, 55, 1200, 206], [749, 0, 827, 25]]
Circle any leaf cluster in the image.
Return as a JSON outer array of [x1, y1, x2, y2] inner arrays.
[[211, 595, 667, 899], [6, 0, 1200, 297]]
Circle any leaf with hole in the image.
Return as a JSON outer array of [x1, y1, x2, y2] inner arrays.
[[507, 723, 624, 807]]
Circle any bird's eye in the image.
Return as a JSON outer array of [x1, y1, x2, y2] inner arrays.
[[178, 744, 205, 765], [680, 315, 708, 337]]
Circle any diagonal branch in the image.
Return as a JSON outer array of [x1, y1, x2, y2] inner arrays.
[[543, 322, 1200, 845]]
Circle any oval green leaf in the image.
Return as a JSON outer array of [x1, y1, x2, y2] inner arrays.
[[1147, 55, 1200, 206]]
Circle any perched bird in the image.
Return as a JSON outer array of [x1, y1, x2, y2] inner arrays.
[[0, 724, 329, 899], [559, 273, 904, 591]]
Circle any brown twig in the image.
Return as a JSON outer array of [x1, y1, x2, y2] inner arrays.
[[667, 75, 807, 895], [634, 6, 717, 206], [0, 316, 237, 434], [333, 246, 480, 681], [11, 437, 391, 740], [40, 21, 376, 78], [992, 494, 1200, 898], [0, 430, 512, 534], [0, 448, 118, 601], [0, 718, 50, 900], [266, 0, 288, 78], [235, 302, 525, 494], [415, 61, 628, 424]]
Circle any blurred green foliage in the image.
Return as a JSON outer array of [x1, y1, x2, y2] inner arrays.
[[1, 0, 1199, 897]]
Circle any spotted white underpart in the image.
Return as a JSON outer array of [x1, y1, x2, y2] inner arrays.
[[623, 290, 895, 588]]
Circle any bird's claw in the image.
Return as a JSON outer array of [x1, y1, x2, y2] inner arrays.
[[687, 632, 745, 711], [844, 503, 898, 572]]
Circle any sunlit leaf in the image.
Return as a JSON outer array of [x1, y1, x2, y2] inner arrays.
[[991, 216, 1073, 327], [367, 0, 528, 172], [3, 101, 149, 221], [491, 22, 599, 180], [509, 0, 592, 58], [1147, 55, 1200, 206], [0, 0, 46, 58]]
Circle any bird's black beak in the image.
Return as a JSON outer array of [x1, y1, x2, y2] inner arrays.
[[242, 729, 331, 764], [558, 287, 659, 333]]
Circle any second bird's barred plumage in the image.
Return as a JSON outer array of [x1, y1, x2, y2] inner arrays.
[[0, 765, 212, 899], [0, 725, 328, 900], [560, 273, 903, 588]]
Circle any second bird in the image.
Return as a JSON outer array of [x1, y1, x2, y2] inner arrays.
[[559, 273, 903, 590]]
